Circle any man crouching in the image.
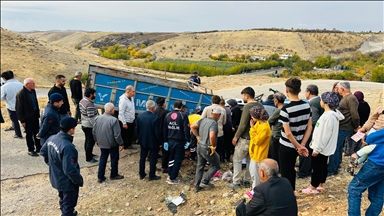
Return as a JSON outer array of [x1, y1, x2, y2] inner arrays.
[[190, 106, 222, 193]]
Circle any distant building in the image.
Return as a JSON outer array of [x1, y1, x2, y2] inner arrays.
[[251, 56, 267, 61], [279, 54, 292, 60]]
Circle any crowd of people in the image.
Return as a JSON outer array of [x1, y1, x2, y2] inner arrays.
[[1, 69, 383, 216]]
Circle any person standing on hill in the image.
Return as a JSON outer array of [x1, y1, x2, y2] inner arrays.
[[1, 70, 24, 138], [48, 75, 71, 120], [37, 93, 64, 145], [16, 78, 41, 157], [354, 91, 371, 126], [118, 85, 136, 150], [70, 71, 83, 124], [153, 97, 170, 173]]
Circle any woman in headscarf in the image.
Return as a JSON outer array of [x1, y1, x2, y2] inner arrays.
[[354, 91, 371, 126]]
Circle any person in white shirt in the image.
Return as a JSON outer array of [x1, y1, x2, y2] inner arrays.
[[118, 85, 136, 149]]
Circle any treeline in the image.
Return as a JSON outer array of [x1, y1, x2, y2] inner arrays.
[[98, 44, 154, 61]]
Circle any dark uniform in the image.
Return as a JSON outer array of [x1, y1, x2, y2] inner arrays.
[[38, 103, 61, 145], [40, 129, 83, 216]]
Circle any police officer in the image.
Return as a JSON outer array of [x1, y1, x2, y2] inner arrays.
[[40, 117, 83, 216]]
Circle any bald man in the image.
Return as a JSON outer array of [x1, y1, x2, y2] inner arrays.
[[236, 159, 298, 216]]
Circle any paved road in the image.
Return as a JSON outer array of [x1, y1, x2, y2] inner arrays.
[[35, 88, 71, 98]]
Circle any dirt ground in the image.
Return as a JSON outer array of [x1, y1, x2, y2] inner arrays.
[[1, 77, 383, 216]]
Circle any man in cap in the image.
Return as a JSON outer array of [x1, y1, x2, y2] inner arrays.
[[40, 116, 83, 216], [48, 75, 71, 120], [93, 103, 124, 183], [188, 71, 201, 88], [191, 106, 222, 193], [16, 78, 41, 156], [70, 71, 83, 124], [37, 93, 64, 145], [1, 70, 24, 138]]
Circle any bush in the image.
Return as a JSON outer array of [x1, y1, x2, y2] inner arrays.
[[371, 65, 384, 83]]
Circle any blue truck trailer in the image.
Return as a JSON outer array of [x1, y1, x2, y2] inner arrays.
[[86, 64, 214, 114]]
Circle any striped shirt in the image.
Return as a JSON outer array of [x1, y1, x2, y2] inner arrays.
[[278, 100, 311, 149], [79, 97, 99, 128]]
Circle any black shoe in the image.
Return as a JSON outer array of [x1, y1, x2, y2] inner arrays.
[[28, 151, 39, 157], [140, 173, 147, 180], [4, 126, 14, 131], [86, 158, 98, 163], [194, 185, 202, 193], [92, 154, 99, 158], [148, 175, 161, 181], [110, 174, 124, 180], [13, 134, 23, 139], [73, 210, 78, 216], [98, 176, 107, 183]]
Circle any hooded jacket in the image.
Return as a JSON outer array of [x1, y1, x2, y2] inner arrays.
[[310, 109, 345, 156], [366, 128, 384, 166]]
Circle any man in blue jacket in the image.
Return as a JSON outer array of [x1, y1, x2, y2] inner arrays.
[[37, 93, 64, 145], [348, 128, 384, 216], [136, 100, 162, 181], [163, 100, 191, 184], [40, 117, 83, 216]]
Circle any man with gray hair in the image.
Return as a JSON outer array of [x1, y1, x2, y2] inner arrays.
[[328, 81, 360, 176], [297, 84, 324, 178], [118, 85, 136, 149], [93, 102, 124, 183], [136, 100, 162, 181], [236, 158, 298, 216], [267, 92, 286, 166]]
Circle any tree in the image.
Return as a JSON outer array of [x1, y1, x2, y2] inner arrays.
[[314, 56, 330, 68], [269, 53, 280, 61], [371, 65, 384, 83], [291, 54, 301, 62], [282, 58, 293, 74]]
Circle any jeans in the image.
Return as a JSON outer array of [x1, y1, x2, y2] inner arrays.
[[279, 144, 298, 190], [348, 160, 384, 216], [25, 112, 41, 152], [82, 126, 95, 161], [7, 109, 22, 137], [328, 129, 353, 174], [232, 137, 251, 185], [71, 98, 81, 122], [140, 146, 158, 178], [249, 160, 260, 188], [98, 147, 119, 179], [194, 145, 221, 187], [58, 184, 79, 216], [167, 140, 185, 180]]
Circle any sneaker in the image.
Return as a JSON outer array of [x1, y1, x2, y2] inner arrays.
[[226, 183, 241, 190], [86, 158, 98, 163], [28, 151, 39, 157], [13, 134, 23, 139], [166, 179, 180, 185], [148, 175, 161, 181], [302, 186, 319, 194], [92, 154, 99, 158], [200, 182, 215, 189], [110, 174, 124, 180], [98, 176, 107, 183], [4, 126, 14, 131]]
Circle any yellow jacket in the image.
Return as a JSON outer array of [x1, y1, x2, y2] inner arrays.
[[249, 121, 271, 162]]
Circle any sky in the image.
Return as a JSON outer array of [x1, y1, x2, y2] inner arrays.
[[1, 1, 383, 33]]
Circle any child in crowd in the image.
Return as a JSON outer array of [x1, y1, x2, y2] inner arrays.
[[302, 92, 345, 194], [247, 105, 271, 198], [346, 144, 377, 175]]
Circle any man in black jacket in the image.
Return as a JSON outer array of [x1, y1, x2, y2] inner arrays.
[[48, 75, 71, 120], [153, 97, 170, 173], [70, 71, 83, 123], [16, 78, 41, 156], [236, 158, 298, 216], [163, 100, 190, 184]]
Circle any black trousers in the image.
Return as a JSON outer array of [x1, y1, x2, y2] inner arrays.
[[270, 136, 281, 168], [236, 202, 246, 216], [279, 144, 298, 191], [298, 129, 314, 177], [140, 146, 158, 178], [224, 129, 233, 161], [119, 121, 134, 149], [81, 126, 95, 161], [216, 136, 225, 162], [7, 109, 22, 137], [71, 98, 81, 122], [161, 146, 170, 170], [310, 153, 328, 187], [25, 112, 41, 152], [58, 184, 79, 216], [98, 147, 119, 179]]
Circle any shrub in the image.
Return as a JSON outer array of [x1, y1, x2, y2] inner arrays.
[[371, 65, 384, 83]]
